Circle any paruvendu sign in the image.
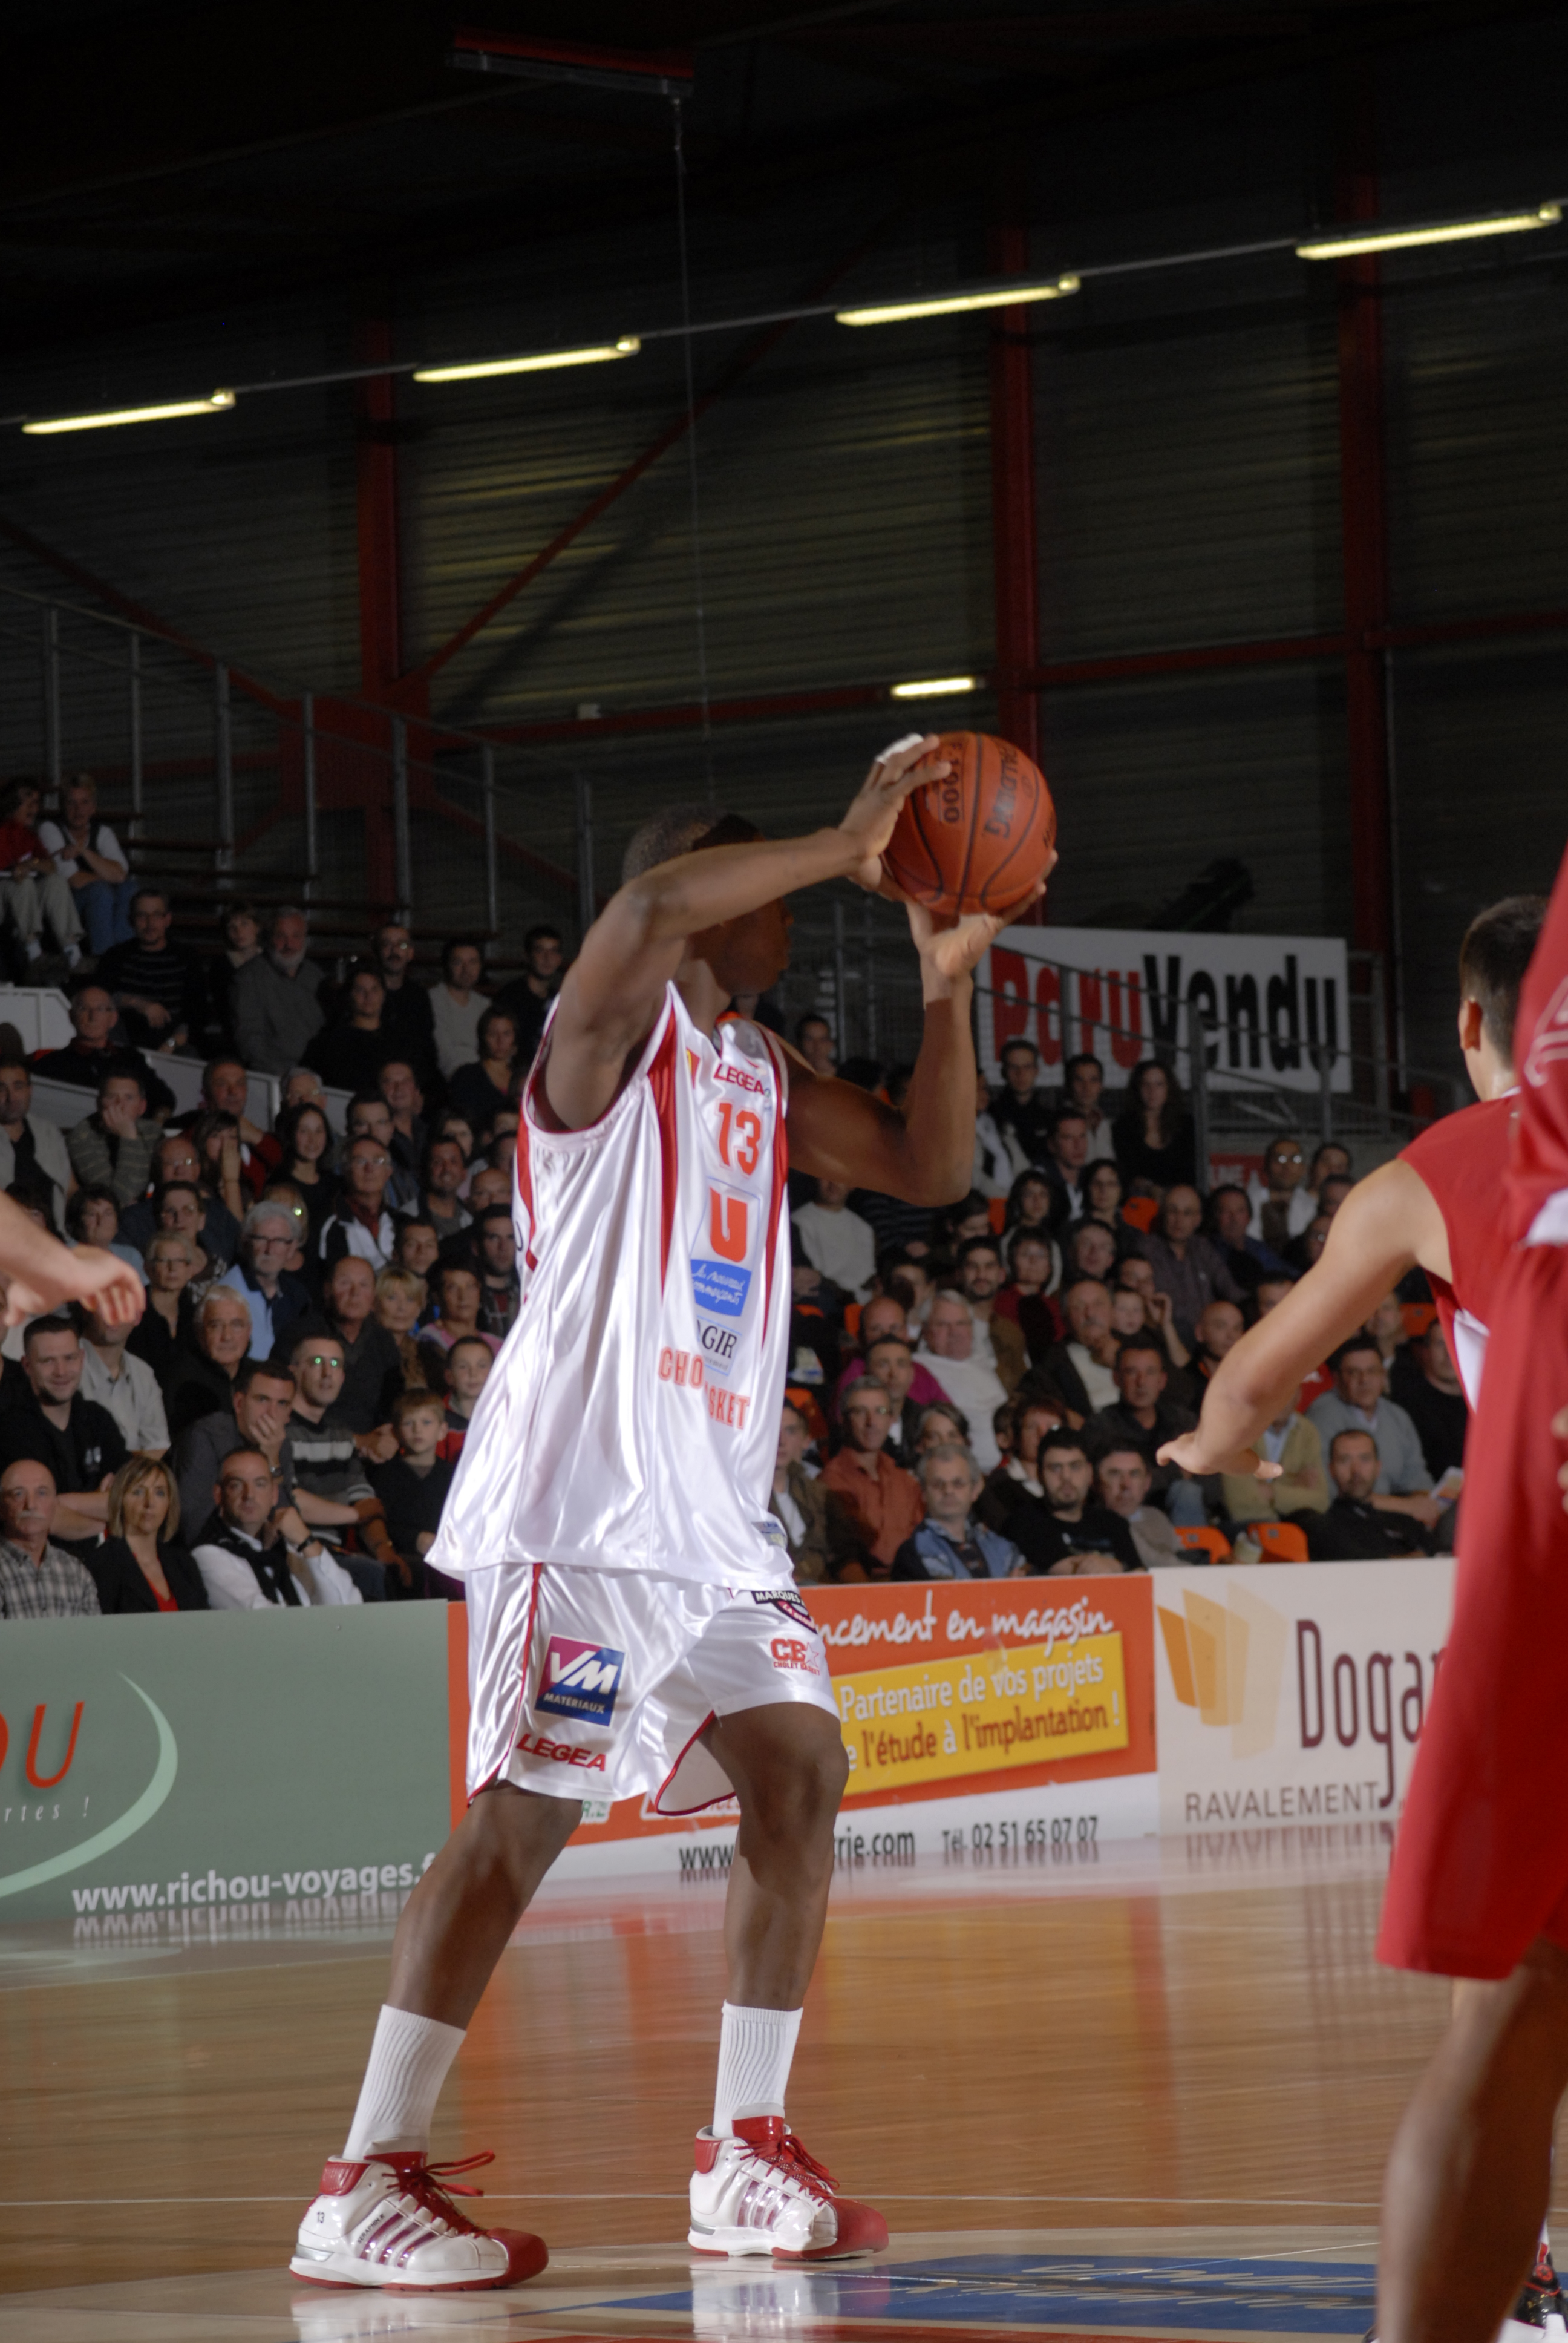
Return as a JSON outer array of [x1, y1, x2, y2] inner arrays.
[[981, 926, 1352, 1096]]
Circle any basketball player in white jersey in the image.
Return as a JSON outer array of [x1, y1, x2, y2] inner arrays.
[[291, 735, 1039, 2293]]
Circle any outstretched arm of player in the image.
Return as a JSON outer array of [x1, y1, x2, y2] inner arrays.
[[0, 1194, 143, 1329], [1155, 1158, 1444, 1480], [543, 736, 949, 1130], [783, 891, 1045, 1204]]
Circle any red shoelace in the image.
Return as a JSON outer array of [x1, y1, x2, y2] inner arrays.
[[765, 2131, 838, 2198], [388, 2149, 495, 2235]]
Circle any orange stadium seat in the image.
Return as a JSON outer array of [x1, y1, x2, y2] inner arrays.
[[988, 1198, 1007, 1233], [1402, 1302, 1437, 1341], [1251, 1520, 1310, 1564], [1121, 1196, 1158, 1234], [1175, 1525, 1232, 1565]]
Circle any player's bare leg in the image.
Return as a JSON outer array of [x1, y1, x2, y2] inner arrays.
[[708, 1700, 847, 2006], [1380, 1938, 1568, 2343], [386, 1783, 583, 2026], [290, 1787, 577, 2294], [686, 1700, 885, 2261]]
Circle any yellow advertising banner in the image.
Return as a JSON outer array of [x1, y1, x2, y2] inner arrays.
[[835, 1634, 1129, 1797]]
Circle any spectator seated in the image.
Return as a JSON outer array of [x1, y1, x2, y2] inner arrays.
[[437, 1334, 492, 1461], [471, 1206, 521, 1341], [446, 1005, 520, 1136], [893, 1443, 1022, 1581], [994, 1228, 1061, 1365], [370, 922, 438, 1091], [1305, 1430, 1434, 1560], [1040, 1277, 1123, 1423], [0, 779, 83, 972], [1009, 1428, 1141, 1576], [420, 1133, 472, 1248], [767, 1397, 866, 1582], [172, 1355, 301, 1543], [915, 1289, 1008, 1470], [1135, 1183, 1244, 1349], [164, 1285, 255, 1440], [431, 939, 488, 1081], [487, 921, 562, 1070], [191, 1446, 362, 1610], [88, 1455, 207, 1613], [66, 1185, 148, 1286], [1220, 1391, 1328, 1524], [955, 1236, 1026, 1394], [232, 906, 325, 1077], [216, 1199, 312, 1360], [0, 1315, 127, 1551], [318, 1132, 405, 1274], [0, 1054, 72, 1230], [126, 1230, 199, 1383], [0, 1458, 98, 1616], [1390, 1318, 1469, 1486], [976, 1396, 1066, 1536], [1097, 1446, 1183, 1568], [38, 772, 135, 956], [1307, 1339, 1441, 1530], [817, 1377, 924, 1578], [792, 1178, 877, 1305], [65, 1064, 160, 1211], [78, 1300, 169, 1457], [370, 1390, 458, 1597], [286, 1331, 403, 1598], [95, 885, 204, 1052]]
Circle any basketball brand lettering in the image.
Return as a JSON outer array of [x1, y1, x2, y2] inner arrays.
[[656, 1349, 752, 1429], [982, 756, 1018, 838], [713, 1061, 765, 1094], [515, 1729, 607, 1771]]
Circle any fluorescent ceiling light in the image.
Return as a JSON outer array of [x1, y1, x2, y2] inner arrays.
[[413, 336, 640, 384], [1297, 203, 1560, 260], [891, 675, 978, 700], [22, 388, 236, 436], [837, 276, 1079, 326]]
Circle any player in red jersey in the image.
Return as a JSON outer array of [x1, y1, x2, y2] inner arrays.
[[1158, 888, 1555, 2337], [1370, 844, 1568, 2343]]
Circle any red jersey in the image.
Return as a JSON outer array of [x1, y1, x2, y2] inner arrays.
[[1399, 1096, 1517, 1406], [1510, 843, 1568, 1239]]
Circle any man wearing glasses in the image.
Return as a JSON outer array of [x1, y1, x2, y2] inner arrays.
[[217, 1200, 312, 1358], [319, 1135, 403, 1274], [1246, 1132, 1318, 1253]]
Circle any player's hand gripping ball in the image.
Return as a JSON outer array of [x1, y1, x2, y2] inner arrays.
[[882, 732, 1056, 918]]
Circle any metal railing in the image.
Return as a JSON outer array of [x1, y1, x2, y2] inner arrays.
[[0, 579, 580, 969]]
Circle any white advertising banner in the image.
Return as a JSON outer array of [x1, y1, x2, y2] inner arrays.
[[981, 925, 1351, 1094], [1152, 1560, 1457, 1833]]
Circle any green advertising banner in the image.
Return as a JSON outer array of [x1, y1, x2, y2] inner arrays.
[[0, 1607, 451, 1926]]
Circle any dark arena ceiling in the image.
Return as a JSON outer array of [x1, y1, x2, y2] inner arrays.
[[2, 0, 1553, 350]]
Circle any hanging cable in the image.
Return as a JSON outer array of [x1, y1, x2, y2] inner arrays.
[[671, 94, 714, 799]]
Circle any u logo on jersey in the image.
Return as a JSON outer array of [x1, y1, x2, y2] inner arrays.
[[708, 1188, 749, 1262]]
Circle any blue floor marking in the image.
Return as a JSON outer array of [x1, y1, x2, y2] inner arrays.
[[614, 2251, 1379, 2330]]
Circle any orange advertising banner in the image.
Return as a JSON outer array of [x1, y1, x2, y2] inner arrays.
[[447, 1579, 1157, 1850]]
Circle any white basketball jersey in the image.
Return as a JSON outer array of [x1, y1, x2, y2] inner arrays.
[[428, 985, 794, 1588]]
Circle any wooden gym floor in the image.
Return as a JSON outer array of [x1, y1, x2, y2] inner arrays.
[[1, 1827, 1546, 2339]]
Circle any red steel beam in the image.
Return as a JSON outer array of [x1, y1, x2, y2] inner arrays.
[[407, 208, 907, 687]]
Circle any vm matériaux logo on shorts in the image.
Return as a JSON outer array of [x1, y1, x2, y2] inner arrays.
[[535, 1637, 626, 1725]]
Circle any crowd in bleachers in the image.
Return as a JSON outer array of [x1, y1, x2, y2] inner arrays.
[[0, 801, 1463, 1617], [773, 1033, 1465, 1581]]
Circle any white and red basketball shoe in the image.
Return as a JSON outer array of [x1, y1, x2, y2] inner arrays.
[[289, 2149, 547, 2292], [688, 2119, 887, 2261]]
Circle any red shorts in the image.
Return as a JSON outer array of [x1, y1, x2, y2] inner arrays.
[[1378, 1238, 1568, 1978]]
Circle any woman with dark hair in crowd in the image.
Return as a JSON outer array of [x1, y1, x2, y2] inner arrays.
[[305, 963, 394, 1094], [274, 1098, 338, 1242], [1004, 1168, 1062, 1241], [418, 1259, 501, 1370], [1112, 1058, 1197, 1191], [420, 1133, 472, 1245], [446, 1005, 518, 1136], [1084, 1157, 1131, 1240], [1287, 1211, 1333, 1275], [189, 1107, 247, 1226], [995, 1225, 1062, 1363], [88, 1456, 207, 1614], [207, 897, 263, 1048]]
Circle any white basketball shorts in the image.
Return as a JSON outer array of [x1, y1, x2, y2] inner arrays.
[[465, 1564, 839, 1815]]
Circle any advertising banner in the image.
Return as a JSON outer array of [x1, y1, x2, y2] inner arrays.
[[550, 1575, 1160, 1876], [982, 924, 1351, 1095], [0, 1607, 450, 1925], [1152, 1560, 1456, 1832]]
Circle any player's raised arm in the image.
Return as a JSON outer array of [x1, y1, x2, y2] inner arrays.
[[1156, 1156, 1443, 1480], [783, 894, 1044, 1205], [543, 736, 949, 1129], [0, 1192, 143, 1329]]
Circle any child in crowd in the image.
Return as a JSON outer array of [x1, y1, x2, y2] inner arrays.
[[437, 1334, 494, 1462], [370, 1391, 459, 1599]]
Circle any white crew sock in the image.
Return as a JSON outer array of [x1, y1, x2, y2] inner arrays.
[[712, 2002, 803, 2137], [342, 2005, 465, 2160]]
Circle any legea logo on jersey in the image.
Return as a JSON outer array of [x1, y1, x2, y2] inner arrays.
[[535, 1637, 626, 1725]]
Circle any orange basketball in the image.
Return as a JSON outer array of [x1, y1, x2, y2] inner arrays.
[[882, 731, 1056, 918]]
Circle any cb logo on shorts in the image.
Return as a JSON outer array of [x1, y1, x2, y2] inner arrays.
[[770, 1636, 821, 1676]]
